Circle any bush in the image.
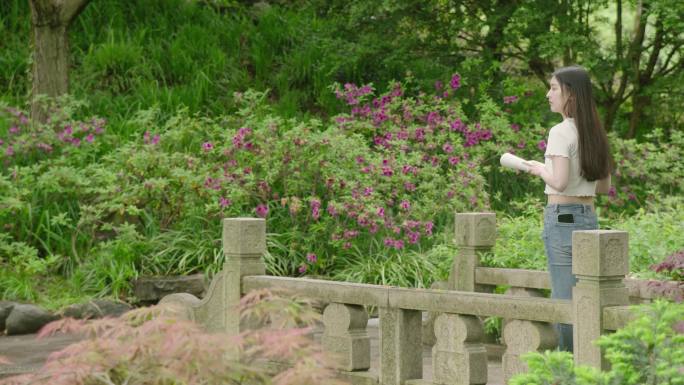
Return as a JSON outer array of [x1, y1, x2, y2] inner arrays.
[[510, 300, 684, 385], [0, 289, 346, 385]]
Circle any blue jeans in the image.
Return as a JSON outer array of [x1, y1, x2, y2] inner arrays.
[[542, 204, 598, 352]]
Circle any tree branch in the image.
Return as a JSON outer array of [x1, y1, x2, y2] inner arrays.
[[61, 0, 91, 24]]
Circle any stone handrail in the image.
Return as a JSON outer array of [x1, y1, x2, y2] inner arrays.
[[161, 214, 635, 385], [242, 276, 573, 323], [475, 267, 662, 302]]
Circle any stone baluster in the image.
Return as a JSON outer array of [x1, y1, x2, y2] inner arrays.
[[572, 230, 629, 369], [450, 213, 496, 291], [379, 308, 423, 385], [321, 303, 371, 371], [502, 320, 556, 383], [432, 313, 487, 385]]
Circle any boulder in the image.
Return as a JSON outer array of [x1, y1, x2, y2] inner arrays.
[[0, 301, 16, 332], [62, 299, 133, 320], [132, 273, 207, 303], [5, 304, 59, 335]]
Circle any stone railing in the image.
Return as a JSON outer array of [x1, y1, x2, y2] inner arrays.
[[161, 214, 637, 384]]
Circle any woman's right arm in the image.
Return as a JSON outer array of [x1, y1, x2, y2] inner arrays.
[[595, 174, 611, 194]]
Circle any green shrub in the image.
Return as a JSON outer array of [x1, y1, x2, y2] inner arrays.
[[510, 300, 684, 385]]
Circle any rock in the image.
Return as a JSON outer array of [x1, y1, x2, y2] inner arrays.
[[62, 299, 133, 320], [5, 304, 59, 335], [0, 301, 17, 332], [132, 273, 207, 303]]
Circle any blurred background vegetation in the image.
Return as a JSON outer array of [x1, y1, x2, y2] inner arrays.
[[0, 0, 682, 309]]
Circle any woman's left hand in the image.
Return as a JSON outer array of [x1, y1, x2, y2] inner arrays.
[[523, 160, 546, 177]]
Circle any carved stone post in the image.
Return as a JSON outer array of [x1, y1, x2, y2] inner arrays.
[[322, 303, 371, 371], [159, 218, 266, 359], [502, 320, 556, 383], [572, 230, 629, 369], [450, 213, 496, 291], [379, 308, 422, 385], [432, 313, 487, 385]]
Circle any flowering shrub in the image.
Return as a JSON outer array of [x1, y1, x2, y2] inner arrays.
[[0, 99, 106, 168], [0, 289, 345, 385], [0, 72, 682, 304], [645, 250, 684, 302], [596, 129, 684, 216]]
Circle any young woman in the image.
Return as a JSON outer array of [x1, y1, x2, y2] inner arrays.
[[524, 65, 613, 352]]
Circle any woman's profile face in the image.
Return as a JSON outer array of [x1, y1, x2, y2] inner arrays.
[[546, 77, 566, 115]]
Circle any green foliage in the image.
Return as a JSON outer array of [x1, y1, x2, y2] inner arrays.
[[510, 300, 684, 385]]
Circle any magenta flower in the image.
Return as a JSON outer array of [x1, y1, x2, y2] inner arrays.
[[448, 156, 460, 165], [435, 80, 443, 90], [151, 135, 160, 145], [86, 133, 95, 143], [382, 166, 393, 177], [306, 253, 317, 263], [8, 126, 19, 134], [255, 204, 269, 218], [377, 207, 385, 217], [202, 142, 213, 152], [400, 200, 411, 210], [408, 231, 420, 244], [510, 123, 521, 132], [384, 238, 394, 248], [394, 239, 404, 249], [442, 143, 454, 154], [5, 146, 14, 157], [537, 140, 547, 151], [608, 186, 617, 198], [71, 138, 81, 147], [363, 187, 373, 196], [450, 73, 461, 90], [369, 223, 379, 234], [327, 204, 337, 217], [517, 140, 526, 149], [503, 95, 519, 104], [219, 197, 231, 208], [424, 221, 434, 235], [298, 264, 307, 274]]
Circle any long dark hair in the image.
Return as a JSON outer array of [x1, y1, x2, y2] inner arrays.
[[552, 65, 613, 181]]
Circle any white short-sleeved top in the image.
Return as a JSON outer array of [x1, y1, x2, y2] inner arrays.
[[544, 118, 597, 197]]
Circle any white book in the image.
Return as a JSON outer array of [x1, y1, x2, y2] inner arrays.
[[500, 152, 530, 172]]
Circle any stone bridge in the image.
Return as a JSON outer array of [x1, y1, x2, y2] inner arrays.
[[163, 213, 643, 384]]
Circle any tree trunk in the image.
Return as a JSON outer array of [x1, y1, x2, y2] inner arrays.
[[31, 24, 70, 123], [627, 93, 650, 138], [29, 0, 90, 124], [603, 99, 619, 133]]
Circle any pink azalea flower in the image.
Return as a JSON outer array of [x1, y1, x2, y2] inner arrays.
[[377, 207, 385, 217], [450, 73, 461, 90], [255, 204, 269, 218]]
